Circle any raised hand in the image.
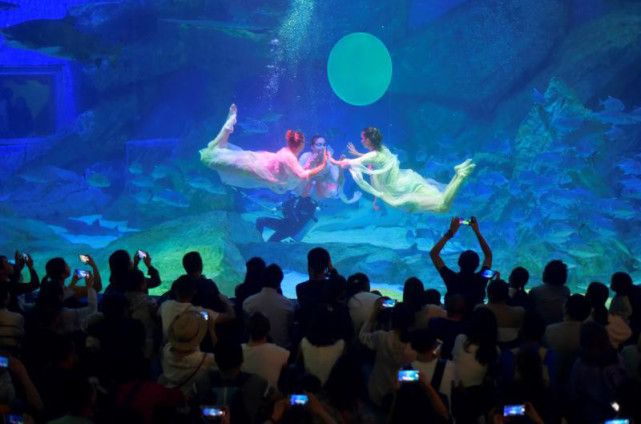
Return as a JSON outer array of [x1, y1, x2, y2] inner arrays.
[[347, 142, 361, 157], [448, 217, 461, 236], [470, 216, 480, 233]]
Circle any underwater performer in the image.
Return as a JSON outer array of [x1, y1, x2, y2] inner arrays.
[[200, 104, 329, 193], [330, 127, 475, 212], [298, 135, 361, 203], [256, 194, 318, 242]]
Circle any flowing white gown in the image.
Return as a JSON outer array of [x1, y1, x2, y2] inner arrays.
[[343, 147, 474, 212]]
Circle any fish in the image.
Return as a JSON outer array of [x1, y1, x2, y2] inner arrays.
[[600, 96, 625, 113], [160, 19, 270, 41], [85, 171, 111, 188], [617, 158, 641, 175], [605, 126, 625, 140], [531, 88, 546, 105], [151, 164, 173, 180], [260, 111, 283, 123], [132, 190, 152, 205], [152, 189, 189, 208], [568, 248, 599, 259], [2, 17, 118, 62], [237, 117, 269, 134], [128, 161, 144, 175], [551, 115, 585, 132], [130, 175, 155, 188], [20, 166, 79, 184], [186, 175, 227, 194], [0, 1, 18, 10]]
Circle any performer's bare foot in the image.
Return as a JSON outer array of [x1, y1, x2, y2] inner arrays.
[[224, 103, 237, 133], [455, 159, 475, 178]]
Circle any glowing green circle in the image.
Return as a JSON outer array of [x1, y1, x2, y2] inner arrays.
[[327, 32, 393, 106]]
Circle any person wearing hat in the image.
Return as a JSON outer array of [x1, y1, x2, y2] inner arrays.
[[159, 309, 217, 396]]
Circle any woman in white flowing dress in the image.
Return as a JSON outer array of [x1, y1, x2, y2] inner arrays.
[[199, 104, 328, 193], [330, 127, 475, 212]]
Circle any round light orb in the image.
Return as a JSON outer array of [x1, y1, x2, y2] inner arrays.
[[327, 32, 393, 106]]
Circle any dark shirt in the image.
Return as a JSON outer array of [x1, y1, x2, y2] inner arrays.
[[427, 317, 469, 360], [438, 265, 490, 312], [283, 196, 318, 224], [5, 267, 40, 311], [295, 271, 346, 311], [105, 266, 161, 295], [194, 371, 270, 424]]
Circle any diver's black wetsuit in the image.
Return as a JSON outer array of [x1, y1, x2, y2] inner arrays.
[[256, 195, 318, 242]]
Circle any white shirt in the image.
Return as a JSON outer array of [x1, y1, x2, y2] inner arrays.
[[348, 292, 380, 332], [411, 358, 456, 407], [300, 337, 345, 385], [241, 342, 290, 389], [452, 334, 490, 388], [159, 344, 216, 396], [60, 288, 98, 334], [159, 300, 218, 342], [0, 308, 24, 349], [243, 288, 295, 347]]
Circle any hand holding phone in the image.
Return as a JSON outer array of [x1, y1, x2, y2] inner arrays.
[[481, 269, 497, 279], [503, 404, 526, 417], [79, 254, 90, 264], [289, 394, 309, 406], [137, 250, 147, 260], [200, 310, 209, 320], [459, 218, 471, 225], [382, 298, 397, 308], [75, 269, 90, 279], [397, 370, 419, 382], [201, 405, 225, 421]]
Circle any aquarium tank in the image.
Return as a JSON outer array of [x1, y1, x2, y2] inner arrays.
[[1, 0, 640, 298]]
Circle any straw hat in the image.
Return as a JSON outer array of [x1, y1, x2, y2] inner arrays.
[[168, 309, 207, 351]]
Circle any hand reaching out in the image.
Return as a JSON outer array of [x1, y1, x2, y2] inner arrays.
[[347, 142, 361, 157]]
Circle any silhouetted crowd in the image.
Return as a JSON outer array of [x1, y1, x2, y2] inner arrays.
[[0, 217, 640, 423]]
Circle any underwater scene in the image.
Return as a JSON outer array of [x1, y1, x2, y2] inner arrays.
[[1, 0, 641, 298]]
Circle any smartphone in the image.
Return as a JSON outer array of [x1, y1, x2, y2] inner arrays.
[[382, 298, 397, 308], [503, 404, 526, 416], [433, 339, 443, 356], [200, 406, 225, 418], [459, 218, 471, 225], [75, 269, 90, 278], [79, 254, 90, 264], [397, 370, 419, 382], [604, 420, 630, 424], [21, 253, 28, 261], [200, 310, 209, 320], [611, 402, 620, 412], [481, 269, 496, 279], [137, 250, 147, 259], [6, 415, 24, 424], [289, 394, 309, 406], [0, 355, 8, 368]]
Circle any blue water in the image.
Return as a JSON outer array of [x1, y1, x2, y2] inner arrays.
[[1, 0, 641, 297]]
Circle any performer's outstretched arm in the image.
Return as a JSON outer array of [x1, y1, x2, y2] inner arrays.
[[470, 216, 492, 269], [429, 217, 460, 270], [288, 151, 329, 179]]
